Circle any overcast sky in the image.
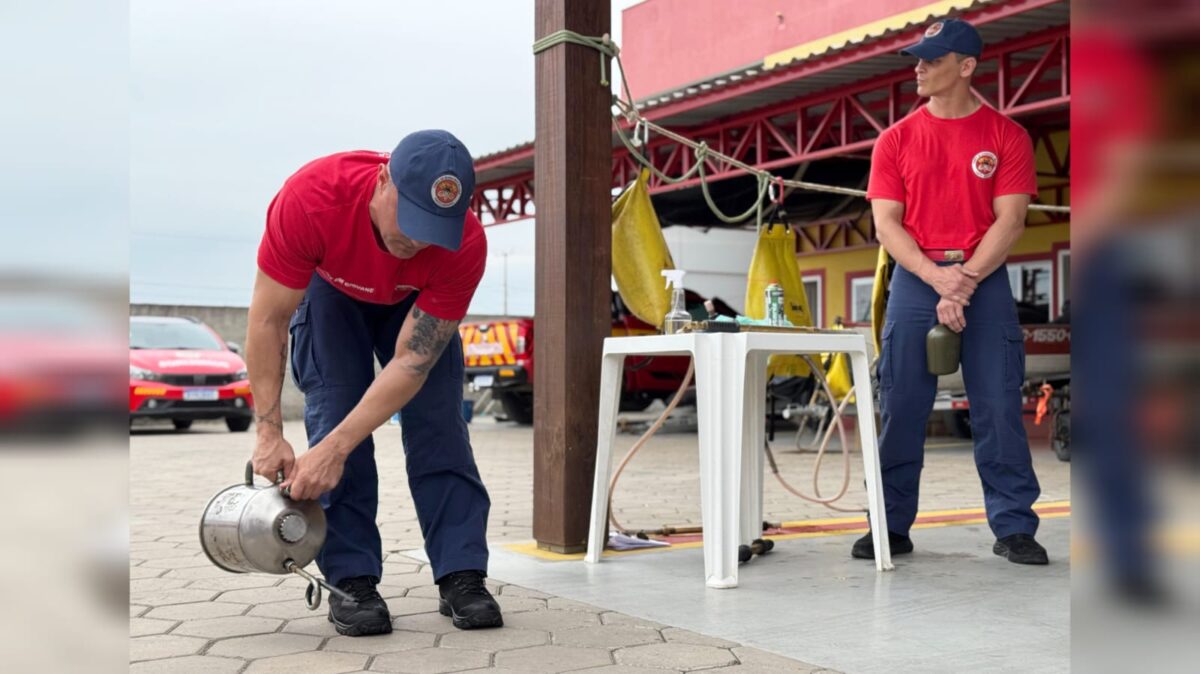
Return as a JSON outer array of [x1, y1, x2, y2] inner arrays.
[[1, 2, 129, 284], [125, 0, 642, 312]]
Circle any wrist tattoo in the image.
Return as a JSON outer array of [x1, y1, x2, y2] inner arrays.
[[255, 399, 283, 430]]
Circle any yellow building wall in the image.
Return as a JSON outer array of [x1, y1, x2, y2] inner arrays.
[[796, 222, 1070, 328], [1011, 222, 1070, 256], [1032, 129, 1070, 225], [795, 247, 878, 328]]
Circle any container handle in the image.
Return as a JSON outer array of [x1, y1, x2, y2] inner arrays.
[[305, 579, 321, 610], [244, 461, 285, 488], [285, 559, 353, 611]]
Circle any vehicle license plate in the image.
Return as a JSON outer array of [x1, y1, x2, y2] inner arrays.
[[466, 342, 504, 357]]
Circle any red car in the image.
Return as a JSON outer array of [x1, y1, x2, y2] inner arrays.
[[0, 293, 125, 432], [129, 316, 253, 432]]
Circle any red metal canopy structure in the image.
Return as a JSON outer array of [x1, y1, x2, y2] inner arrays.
[[470, 0, 1070, 246]]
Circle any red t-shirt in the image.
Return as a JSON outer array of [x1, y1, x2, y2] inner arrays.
[[1070, 27, 1157, 210], [866, 104, 1038, 252], [257, 151, 487, 320]]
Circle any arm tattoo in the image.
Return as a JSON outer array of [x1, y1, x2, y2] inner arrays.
[[254, 340, 286, 431], [403, 307, 458, 377]]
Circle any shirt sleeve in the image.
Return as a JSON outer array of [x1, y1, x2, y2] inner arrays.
[[866, 130, 905, 202], [256, 186, 321, 289], [994, 124, 1039, 198], [414, 222, 488, 321]]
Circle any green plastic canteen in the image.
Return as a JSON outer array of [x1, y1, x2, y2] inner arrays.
[[926, 324, 961, 376]]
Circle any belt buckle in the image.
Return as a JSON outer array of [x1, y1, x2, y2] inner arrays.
[[943, 249, 965, 262]]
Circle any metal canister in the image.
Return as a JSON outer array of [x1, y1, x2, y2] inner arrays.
[[926, 324, 962, 376], [199, 462, 327, 575], [765, 283, 785, 325]]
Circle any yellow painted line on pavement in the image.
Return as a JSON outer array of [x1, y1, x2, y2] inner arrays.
[[1072, 525, 1200, 561], [504, 500, 1071, 561]]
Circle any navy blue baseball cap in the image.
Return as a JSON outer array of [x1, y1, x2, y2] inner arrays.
[[900, 18, 983, 60], [388, 129, 475, 251]]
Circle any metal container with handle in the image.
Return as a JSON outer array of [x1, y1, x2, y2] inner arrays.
[[199, 462, 349, 609]]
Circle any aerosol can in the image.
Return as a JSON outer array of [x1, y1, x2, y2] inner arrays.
[[765, 282, 785, 325], [661, 269, 691, 334]]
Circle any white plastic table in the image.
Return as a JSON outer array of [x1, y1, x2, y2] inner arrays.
[[585, 330, 893, 588]]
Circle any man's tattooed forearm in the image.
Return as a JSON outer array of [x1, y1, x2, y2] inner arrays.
[[403, 307, 457, 376], [254, 340, 286, 430]]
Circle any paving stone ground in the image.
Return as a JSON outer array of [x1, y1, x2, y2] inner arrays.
[[130, 414, 1068, 672]]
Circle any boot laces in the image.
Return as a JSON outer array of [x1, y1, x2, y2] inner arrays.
[[445, 571, 489, 598], [339, 576, 382, 603]]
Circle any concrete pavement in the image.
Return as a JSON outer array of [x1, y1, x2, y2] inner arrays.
[[130, 416, 1069, 672]]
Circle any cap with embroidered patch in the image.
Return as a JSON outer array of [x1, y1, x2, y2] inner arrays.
[[388, 129, 475, 251], [900, 18, 983, 60]]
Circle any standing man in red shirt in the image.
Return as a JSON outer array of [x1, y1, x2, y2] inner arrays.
[[246, 130, 502, 636], [858, 19, 1048, 565]]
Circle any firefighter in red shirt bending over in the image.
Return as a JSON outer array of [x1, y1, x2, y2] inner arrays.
[[247, 131, 501, 636]]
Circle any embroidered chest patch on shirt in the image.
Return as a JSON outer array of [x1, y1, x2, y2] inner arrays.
[[972, 151, 998, 179]]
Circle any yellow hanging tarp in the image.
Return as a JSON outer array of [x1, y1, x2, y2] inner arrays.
[[745, 224, 815, 378], [612, 169, 675, 328], [823, 345, 855, 401], [823, 247, 891, 402], [870, 245, 893, 357]]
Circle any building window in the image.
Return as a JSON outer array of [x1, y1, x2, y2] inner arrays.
[[1007, 259, 1053, 323], [849, 276, 874, 325], [802, 274, 823, 327]]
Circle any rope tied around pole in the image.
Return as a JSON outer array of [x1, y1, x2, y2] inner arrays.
[[532, 30, 620, 89]]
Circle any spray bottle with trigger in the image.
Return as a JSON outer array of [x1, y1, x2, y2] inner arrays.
[[661, 270, 690, 334]]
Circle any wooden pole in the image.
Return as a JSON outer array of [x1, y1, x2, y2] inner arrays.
[[532, 0, 612, 553]]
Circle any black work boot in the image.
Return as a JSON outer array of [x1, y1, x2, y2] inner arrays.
[[993, 534, 1049, 565], [438, 570, 503, 629], [327, 576, 392, 636], [851, 530, 914, 559]]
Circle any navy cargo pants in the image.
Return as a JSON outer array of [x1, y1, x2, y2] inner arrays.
[[877, 263, 1040, 539], [289, 274, 490, 586]]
